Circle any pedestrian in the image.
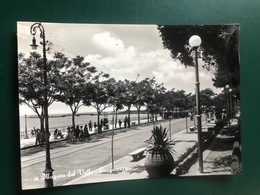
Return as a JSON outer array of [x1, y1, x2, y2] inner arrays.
[[57, 129, 63, 138], [74, 125, 80, 139], [127, 116, 131, 128], [35, 129, 41, 146], [31, 129, 34, 137], [124, 116, 127, 128], [84, 124, 90, 140], [100, 119, 104, 129], [54, 129, 58, 140], [118, 119, 122, 129], [104, 118, 108, 126], [70, 126, 74, 136], [78, 126, 84, 140], [83, 124, 88, 132], [94, 122, 97, 130], [65, 127, 72, 141], [88, 120, 92, 131], [80, 125, 83, 132]]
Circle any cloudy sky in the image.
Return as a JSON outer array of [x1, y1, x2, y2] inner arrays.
[[17, 22, 222, 115]]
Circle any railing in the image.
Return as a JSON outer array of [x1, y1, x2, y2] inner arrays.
[[20, 116, 155, 139], [20, 114, 200, 139]]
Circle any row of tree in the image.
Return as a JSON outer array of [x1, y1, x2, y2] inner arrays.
[[19, 51, 221, 133], [19, 25, 240, 132]]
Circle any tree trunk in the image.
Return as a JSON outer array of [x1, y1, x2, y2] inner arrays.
[[137, 107, 141, 124], [72, 112, 76, 130], [127, 105, 131, 128], [147, 108, 150, 122], [40, 116, 44, 131], [97, 111, 102, 133], [115, 109, 118, 128]]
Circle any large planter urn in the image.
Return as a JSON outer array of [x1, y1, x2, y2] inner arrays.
[[144, 125, 175, 178], [145, 150, 174, 178]]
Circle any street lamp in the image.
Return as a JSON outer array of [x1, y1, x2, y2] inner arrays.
[[225, 84, 230, 124], [111, 105, 115, 169], [233, 94, 237, 115], [169, 116, 172, 140], [229, 88, 233, 119], [30, 22, 54, 187], [189, 35, 203, 173]]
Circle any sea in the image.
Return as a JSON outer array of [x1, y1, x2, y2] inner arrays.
[[19, 112, 150, 137]]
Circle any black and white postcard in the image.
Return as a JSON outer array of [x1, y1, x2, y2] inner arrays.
[[17, 22, 241, 190]]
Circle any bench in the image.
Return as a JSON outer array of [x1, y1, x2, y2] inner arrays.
[[128, 147, 147, 161], [189, 126, 195, 131], [58, 134, 65, 139]]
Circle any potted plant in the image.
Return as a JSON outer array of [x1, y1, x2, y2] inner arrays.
[[144, 125, 175, 178]]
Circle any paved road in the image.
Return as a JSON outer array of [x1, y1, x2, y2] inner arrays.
[[21, 116, 201, 189]]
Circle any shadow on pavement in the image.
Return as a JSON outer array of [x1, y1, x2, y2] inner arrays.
[[127, 165, 146, 174], [212, 155, 232, 169], [130, 155, 146, 162], [21, 141, 71, 156], [210, 137, 235, 151]]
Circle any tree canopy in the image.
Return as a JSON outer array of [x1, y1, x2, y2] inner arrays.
[[158, 25, 240, 97], [18, 52, 59, 130], [53, 53, 97, 129], [19, 49, 227, 132]]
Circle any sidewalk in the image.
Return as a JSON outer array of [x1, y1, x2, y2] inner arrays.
[[64, 119, 239, 186], [186, 119, 239, 176]]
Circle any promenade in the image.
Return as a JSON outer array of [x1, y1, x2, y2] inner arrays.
[[20, 115, 240, 190], [64, 128, 198, 186], [21, 117, 195, 189], [65, 119, 239, 186]]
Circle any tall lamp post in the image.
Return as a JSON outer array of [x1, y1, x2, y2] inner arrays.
[[229, 88, 233, 119], [233, 94, 237, 115], [169, 116, 172, 140], [111, 105, 115, 169], [225, 84, 230, 124], [189, 35, 203, 173], [30, 22, 54, 187]]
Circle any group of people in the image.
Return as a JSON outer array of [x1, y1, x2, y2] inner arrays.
[[30, 127, 37, 137], [33, 116, 134, 145], [35, 128, 50, 146], [124, 116, 130, 128], [65, 125, 90, 141], [53, 129, 64, 139], [88, 118, 110, 132]]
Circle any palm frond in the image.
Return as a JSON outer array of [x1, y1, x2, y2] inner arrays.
[[147, 125, 175, 154]]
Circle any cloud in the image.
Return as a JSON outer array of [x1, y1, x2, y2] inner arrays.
[[150, 51, 195, 86], [92, 31, 125, 52], [200, 71, 212, 80], [85, 54, 102, 63], [86, 32, 197, 88]]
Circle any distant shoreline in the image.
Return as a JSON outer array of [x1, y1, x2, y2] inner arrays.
[[26, 110, 148, 118]]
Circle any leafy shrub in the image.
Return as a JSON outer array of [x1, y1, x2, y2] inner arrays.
[[175, 150, 198, 175]]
